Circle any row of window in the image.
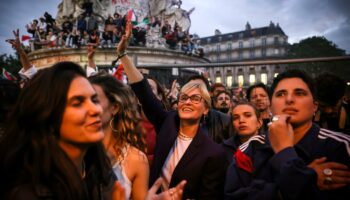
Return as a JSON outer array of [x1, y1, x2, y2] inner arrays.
[[215, 73, 279, 87], [206, 36, 286, 51]]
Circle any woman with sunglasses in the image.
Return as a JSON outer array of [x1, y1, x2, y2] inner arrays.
[[116, 20, 228, 200]]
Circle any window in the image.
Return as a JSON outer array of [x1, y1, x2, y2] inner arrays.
[[249, 74, 256, 85], [238, 75, 244, 87], [239, 51, 243, 60], [228, 53, 232, 61], [250, 50, 255, 58], [261, 73, 267, 84], [239, 41, 243, 48], [172, 68, 179, 76], [262, 48, 266, 57], [227, 43, 232, 51], [274, 37, 279, 45], [227, 75, 233, 87], [274, 73, 279, 77], [217, 44, 221, 52], [250, 39, 255, 48], [216, 76, 222, 83], [262, 38, 267, 46], [274, 48, 279, 55]]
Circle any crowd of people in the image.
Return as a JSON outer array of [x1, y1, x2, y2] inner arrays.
[[0, 18, 349, 200], [23, 11, 204, 57]]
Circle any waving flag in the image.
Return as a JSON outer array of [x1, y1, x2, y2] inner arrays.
[[134, 17, 150, 28], [113, 63, 124, 81], [1, 68, 17, 81], [21, 35, 32, 41], [127, 9, 137, 25]]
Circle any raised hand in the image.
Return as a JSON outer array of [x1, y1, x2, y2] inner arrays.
[[146, 177, 187, 200], [87, 44, 95, 60], [116, 20, 132, 55], [268, 114, 294, 153], [6, 29, 22, 52]]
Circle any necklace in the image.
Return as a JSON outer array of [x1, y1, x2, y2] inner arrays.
[[81, 160, 86, 179], [178, 131, 194, 141]]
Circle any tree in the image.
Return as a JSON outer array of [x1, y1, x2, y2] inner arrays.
[[286, 36, 350, 80]]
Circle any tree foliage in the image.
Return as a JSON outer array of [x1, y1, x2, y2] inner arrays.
[[286, 36, 349, 80]]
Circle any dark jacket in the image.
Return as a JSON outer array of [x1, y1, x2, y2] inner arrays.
[[221, 134, 241, 164], [4, 165, 116, 200], [131, 79, 228, 200], [205, 109, 234, 143], [224, 124, 350, 200]]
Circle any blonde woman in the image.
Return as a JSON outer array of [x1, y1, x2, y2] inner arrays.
[[117, 20, 228, 199]]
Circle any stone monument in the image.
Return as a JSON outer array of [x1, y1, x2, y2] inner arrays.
[[55, 0, 195, 47]]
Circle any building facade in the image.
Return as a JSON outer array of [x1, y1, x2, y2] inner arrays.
[[198, 21, 289, 87]]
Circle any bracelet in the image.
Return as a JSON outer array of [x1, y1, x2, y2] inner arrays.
[[111, 51, 127, 67], [117, 51, 127, 59]]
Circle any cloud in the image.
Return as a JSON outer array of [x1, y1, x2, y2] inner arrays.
[[0, 0, 349, 55], [183, 0, 350, 53]]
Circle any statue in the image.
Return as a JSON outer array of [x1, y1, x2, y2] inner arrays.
[[55, 0, 194, 48]]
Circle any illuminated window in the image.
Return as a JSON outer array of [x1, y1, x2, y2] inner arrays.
[[172, 68, 179, 76], [261, 73, 267, 84], [216, 76, 222, 83], [249, 74, 256, 85], [238, 75, 244, 87], [274, 73, 279, 77], [227, 76, 233, 87]]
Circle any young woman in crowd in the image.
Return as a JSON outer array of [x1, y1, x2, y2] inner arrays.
[[0, 62, 120, 199], [117, 20, 227, 199], [89, 73, 149, 200], [222, 101, 263, 163], [225, 69, 350, 199]]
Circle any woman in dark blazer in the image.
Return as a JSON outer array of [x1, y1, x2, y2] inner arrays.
[[117, 20, 228, 200]]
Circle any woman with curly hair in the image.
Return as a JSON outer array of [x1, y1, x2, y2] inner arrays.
[[89, 73, 149, 200]]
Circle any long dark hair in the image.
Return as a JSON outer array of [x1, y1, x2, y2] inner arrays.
[[89, 73, 146, 161], [0, 62, 111, 199]]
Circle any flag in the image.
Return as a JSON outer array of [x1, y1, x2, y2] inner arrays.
[[113, 64, 124, 81], [21, 35, 32, 41], [1, 68, 17, 81], [127, 10, 137, 25], [134, 17, 150, 28]]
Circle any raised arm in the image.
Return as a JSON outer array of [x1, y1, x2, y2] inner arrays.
[[6, 29, 32, 72], [116, 20, 143, 83]]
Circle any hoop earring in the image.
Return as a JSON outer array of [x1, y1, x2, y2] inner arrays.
[[109, 118, 118, 133]]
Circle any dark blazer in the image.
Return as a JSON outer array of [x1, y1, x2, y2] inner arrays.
[[131, 79, 228, 200]]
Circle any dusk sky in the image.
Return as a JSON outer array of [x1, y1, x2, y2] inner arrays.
[[1, 0, 349, 55]]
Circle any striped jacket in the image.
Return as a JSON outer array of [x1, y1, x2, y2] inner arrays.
[[224, 123, 350, 200]]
